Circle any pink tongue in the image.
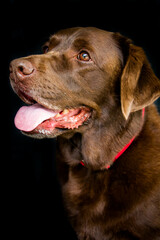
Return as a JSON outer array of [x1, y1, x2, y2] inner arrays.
[[14, 103, 58, 132]]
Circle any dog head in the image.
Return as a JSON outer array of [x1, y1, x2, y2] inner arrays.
[[9, 27, 160, 138]]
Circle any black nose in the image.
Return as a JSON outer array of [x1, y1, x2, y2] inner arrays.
[[9, 59, 35, 82]]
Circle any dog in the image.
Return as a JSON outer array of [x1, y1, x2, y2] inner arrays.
[[10, 27, 160, 239]]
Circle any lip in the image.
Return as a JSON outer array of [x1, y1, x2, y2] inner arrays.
[[10, 77, 36, 104], [17, 89, 36, 104]]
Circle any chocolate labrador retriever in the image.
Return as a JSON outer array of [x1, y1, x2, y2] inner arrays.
[[10, 27, 160, 239]]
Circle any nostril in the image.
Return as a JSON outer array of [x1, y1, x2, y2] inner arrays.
[[18, 65, 24, 74], [17, 61, 35, 76]]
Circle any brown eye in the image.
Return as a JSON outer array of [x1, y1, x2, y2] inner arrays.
[[77, 51, 91, 61], [43, 46, 49, 53]]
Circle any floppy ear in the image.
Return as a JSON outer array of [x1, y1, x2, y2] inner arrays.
[[121, 43, 160, 120]]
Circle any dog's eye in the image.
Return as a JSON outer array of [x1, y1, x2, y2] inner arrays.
[[43, 46, 49, 53], [77, 51, 91, 61]]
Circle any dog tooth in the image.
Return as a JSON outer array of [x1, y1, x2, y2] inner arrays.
[[63, 109, 69, 114], [38, 129, 50, 135], [55, 113, 61, 118]]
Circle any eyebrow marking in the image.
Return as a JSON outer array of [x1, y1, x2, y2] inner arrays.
[[73, 38, 93, 52]]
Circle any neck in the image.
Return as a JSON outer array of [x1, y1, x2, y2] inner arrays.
[[80, 108, 145, 170]]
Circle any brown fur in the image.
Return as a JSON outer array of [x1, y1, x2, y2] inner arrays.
[[10, 27, 160, 239]]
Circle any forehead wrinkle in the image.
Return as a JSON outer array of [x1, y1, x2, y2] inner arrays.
[[49, 28, 91, 52], [49, 35, 73, 52], [72, 38, 94, 52]]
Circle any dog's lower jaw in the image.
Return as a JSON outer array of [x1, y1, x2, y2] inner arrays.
[[22, 116, 93, 139], [21, 128, 65, 139]]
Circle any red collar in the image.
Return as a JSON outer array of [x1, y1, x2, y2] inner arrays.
[[80, 108, 145, 169]]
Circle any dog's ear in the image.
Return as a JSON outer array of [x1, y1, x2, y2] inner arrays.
[[120, 42, 160, 120]]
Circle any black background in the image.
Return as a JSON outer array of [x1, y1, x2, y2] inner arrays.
[[4, 0, 160, 238]]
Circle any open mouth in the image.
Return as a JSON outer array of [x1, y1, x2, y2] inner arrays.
[[14, 90, 91, 135]]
